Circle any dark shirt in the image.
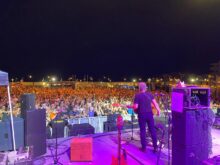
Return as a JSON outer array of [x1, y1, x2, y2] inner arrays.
[[134, 92, 154, 117]]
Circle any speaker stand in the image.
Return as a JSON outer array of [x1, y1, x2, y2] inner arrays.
[[53, 120, 63, 165]]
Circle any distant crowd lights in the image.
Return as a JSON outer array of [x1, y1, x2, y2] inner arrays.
[[190, 77, 199, 83], [51, 77, 56, 82], [191, 78, 195, 82], [9, 74, 216, 84]]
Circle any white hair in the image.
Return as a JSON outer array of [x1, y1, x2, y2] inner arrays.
[[138, 82, 147, 92]]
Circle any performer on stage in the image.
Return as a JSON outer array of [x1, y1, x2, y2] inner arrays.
[[128, 82, 161, 153]]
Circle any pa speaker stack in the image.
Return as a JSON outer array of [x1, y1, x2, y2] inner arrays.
[[20, 93, 46, 158], [20, 93, 35, 117], [171, 86, 211, 165]]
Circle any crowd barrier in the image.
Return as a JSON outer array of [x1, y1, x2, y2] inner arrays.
[[67, 114, 134, 134], [67, 114, 167, 134]]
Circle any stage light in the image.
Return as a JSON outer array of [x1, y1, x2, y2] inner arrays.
[[52, 77, 56, 82], [132, 79, 137, 82], [191, 78, 195, 82]]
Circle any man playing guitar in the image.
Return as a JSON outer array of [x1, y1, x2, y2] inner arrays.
[[127, 82, 161, 153]]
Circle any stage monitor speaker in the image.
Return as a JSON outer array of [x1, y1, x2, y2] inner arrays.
[[23, 109, 46, 158], [69, 123, 95, 136], [0, 117, 24, 151], [20, 94, 36, 118]]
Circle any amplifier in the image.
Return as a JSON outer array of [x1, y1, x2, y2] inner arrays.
[[172, 86, 210, 112], [49, 119, 68, 138]]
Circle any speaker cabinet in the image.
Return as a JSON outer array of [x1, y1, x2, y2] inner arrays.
[[172, 110, 209, 147], [20, 94, 36, 118], [23, 109, 46, 158], [172, 109, 210, 165], [49, 120, 68, 138], [69, 123, 95, 136], [0, 117, 24, 151]]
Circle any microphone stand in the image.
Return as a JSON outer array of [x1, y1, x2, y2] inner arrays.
[[165, 108, 172, 165], [53, 119, 63, 165], [117, 115, 123, 165], [163, 95, 172, 165], [131, 113, 135, 140], [50, 113, 63, 165], [156, 94, 171, 165], [126, 109, 138, 142]]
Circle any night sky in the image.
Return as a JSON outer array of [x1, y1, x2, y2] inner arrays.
[[0, 0, 220, 80]]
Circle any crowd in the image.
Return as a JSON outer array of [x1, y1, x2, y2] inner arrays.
[[0, 84, 219, 121], [0, 84, 172, 121]]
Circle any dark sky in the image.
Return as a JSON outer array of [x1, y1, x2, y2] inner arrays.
[[0, 0, 220, 80]]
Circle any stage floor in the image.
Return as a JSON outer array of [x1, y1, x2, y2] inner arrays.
[[32, 128, 220, 165]]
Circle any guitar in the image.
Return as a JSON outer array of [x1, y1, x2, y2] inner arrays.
[[112, 103, 157, 115], [111, 115, 128, 165], [112, 103, 136, 114]]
